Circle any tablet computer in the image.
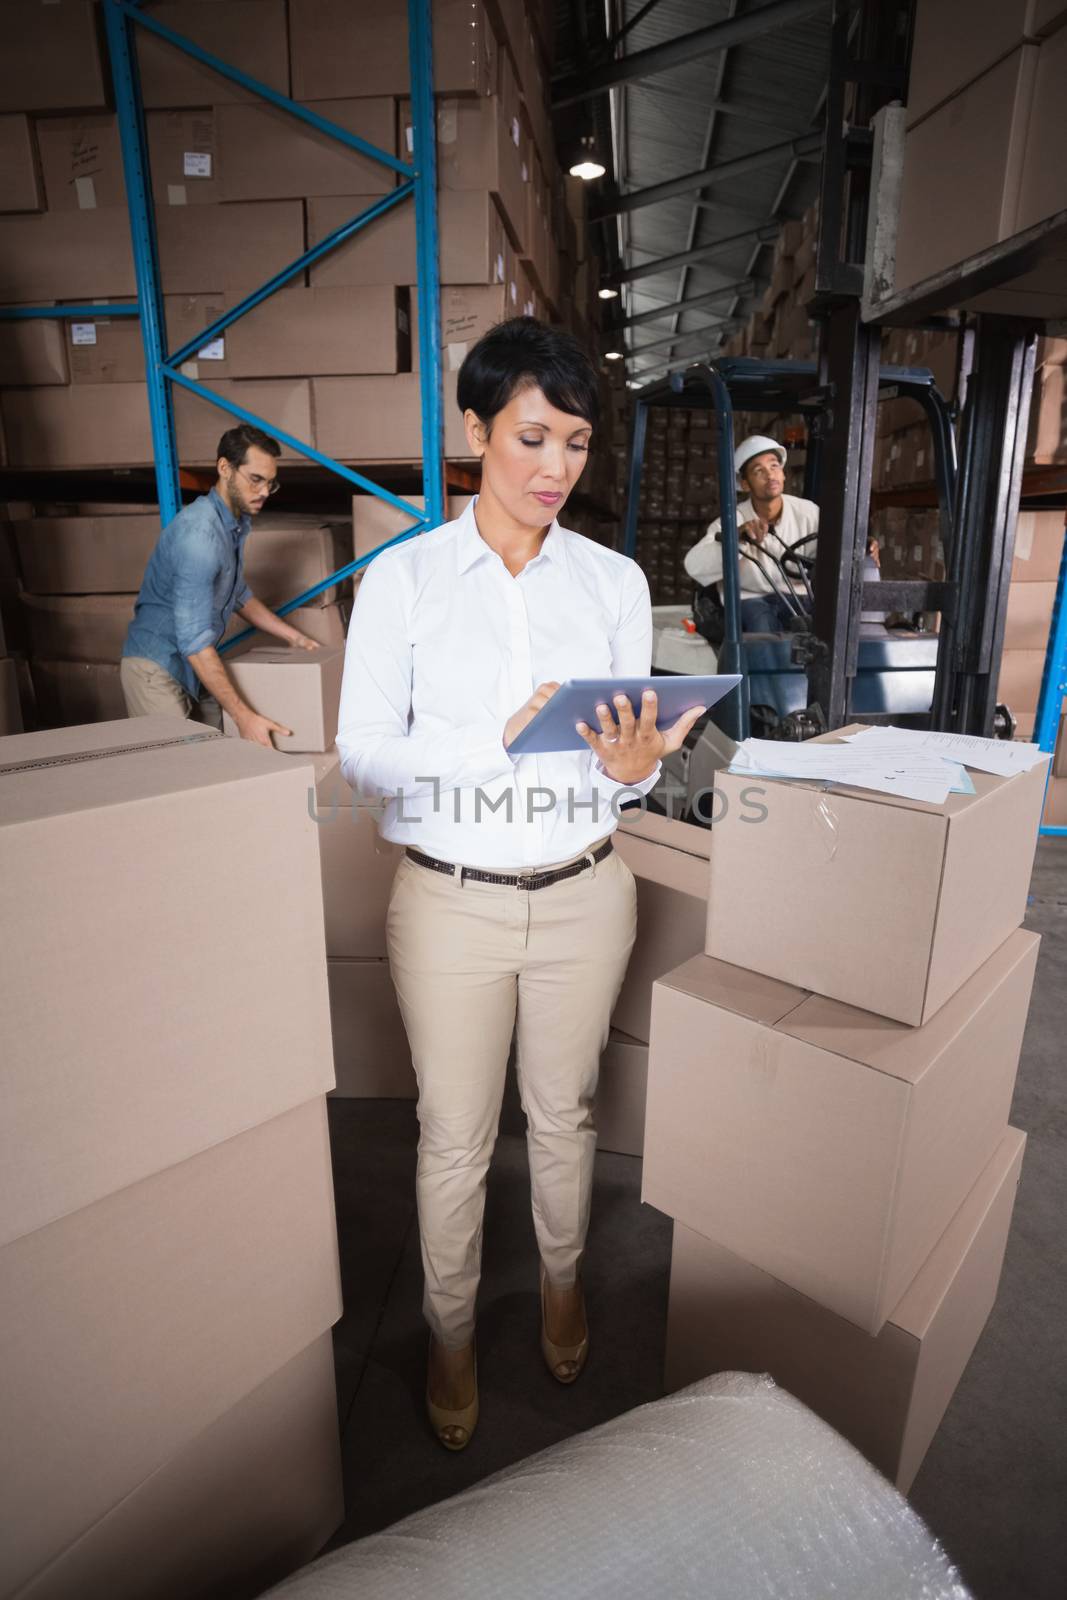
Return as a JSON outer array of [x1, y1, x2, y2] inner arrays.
[[507, 675, 742, 756]]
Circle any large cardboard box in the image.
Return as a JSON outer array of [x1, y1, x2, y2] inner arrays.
[[313, 371, 471, 460], [0, 316, 69, 386], [1012, 510, 1066, 580], [0, 386, 152, 469], [0, 210, 136, 302], [307, 194, 417, 288], [1016, 21, 1067, 231], [410, 285, 510, 373], [0, 718, 335, 1245], [596, 1029, 648, 1159], [1026, 351, 1067, 465], [327, 957, 416, 1097], [351, 492, 472, 559], [36, 112, 125, 211], [998, 648, 1046, 715], [0, 658, 23, 736], [290, 0, 498, 98], [173, 378, 312, 463], [905, 0, 1037, 128], [19, 1334, 342, 1600], [217, 99, 396, 202], [437, 190, 512, 286], [610, 814, 711, 1044], [665, 1127, 1027, 1493], [292, 752, 402, 958], [148, 108, 221, 207], [895, 46, 1038, 293], [222, 645, 344, 753], [400, 93, 527, 255], [0, 1099, 341, 1597], [243, 514, 353, 608], [215, 285, 411, 378], [706, 725, 1049, 1025], [643, 931, 1038, 1334], [1004, 580, 1056, 649], [20, 592, 134, 662], [0, 1, 107, 112], [157, 201, 305, 294], [62, 299, 144, 384], [136, 0, 291, 108], [14, 513, 160, 593], [0, 115, 44, 212], [226, 601, 348, 651], [30, 659, 127, 728]]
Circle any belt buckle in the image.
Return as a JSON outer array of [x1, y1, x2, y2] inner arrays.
[[516, 866, 540, 891]]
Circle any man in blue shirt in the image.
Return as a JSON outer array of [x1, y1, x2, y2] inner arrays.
[[121, 424, 319, 747]]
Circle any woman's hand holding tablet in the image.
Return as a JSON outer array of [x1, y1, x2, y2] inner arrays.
[[575, 688, 705, 784]]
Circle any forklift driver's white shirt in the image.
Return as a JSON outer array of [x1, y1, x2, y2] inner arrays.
[[684, 494, 819, 597]]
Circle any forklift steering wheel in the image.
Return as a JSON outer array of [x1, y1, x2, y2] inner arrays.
[[779, 532, 818, 580]]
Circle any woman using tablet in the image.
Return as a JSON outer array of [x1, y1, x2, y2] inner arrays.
[[336, 318, 702, 1451]]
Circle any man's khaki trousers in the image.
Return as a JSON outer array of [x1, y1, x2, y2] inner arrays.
[[386, 843, 637, 1349], [120, 656, 223, 729]]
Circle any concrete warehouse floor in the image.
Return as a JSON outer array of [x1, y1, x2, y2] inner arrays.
[[322, 840, 1067, 1600]]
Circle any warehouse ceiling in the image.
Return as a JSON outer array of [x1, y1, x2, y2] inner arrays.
[[551, 0, 832, 384]]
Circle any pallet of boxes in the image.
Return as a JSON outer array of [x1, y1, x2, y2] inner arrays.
[[0, 714, 348, 1599], [639, 725, 1049, 1492]]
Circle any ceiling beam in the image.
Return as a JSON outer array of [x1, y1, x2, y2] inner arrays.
[[552, 0, 831, 108], [608, 222, 781, 286], [617, 278, 757, 328], [592, 130, 823, 221], [620, 319, 736, 357]]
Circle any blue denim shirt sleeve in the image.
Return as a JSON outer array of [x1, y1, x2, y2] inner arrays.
[[235, 573, 253, 610], [173, 527, 226, 658]]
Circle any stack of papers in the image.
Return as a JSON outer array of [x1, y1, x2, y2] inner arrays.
[[728, 739, 967, 803], [727, 726, 1047, 805], [841, 725, 1048, 777]]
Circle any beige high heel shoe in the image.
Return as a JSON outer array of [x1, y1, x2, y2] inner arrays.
[[540, 1264, 589, 1384], [426, 1336, 478, 1451]]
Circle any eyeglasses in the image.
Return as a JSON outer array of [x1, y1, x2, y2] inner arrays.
[[238, 467, 280, 496]]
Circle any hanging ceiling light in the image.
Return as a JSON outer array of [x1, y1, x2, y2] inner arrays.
[[604, 350, 624, 361], [598, 287, 619, 299], [569, 135, 605, 181]]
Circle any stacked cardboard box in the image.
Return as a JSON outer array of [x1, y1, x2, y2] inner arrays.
[[640, 723, 1047, 1490], [626, 408, 719, 604], [0, 714, 344, 1597], [895, 1, 1067, 294], [997, 511, 1066, 774], [0, 1, 605, 476]]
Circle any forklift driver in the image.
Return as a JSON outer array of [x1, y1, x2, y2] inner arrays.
[[683, 434, 819, 634]]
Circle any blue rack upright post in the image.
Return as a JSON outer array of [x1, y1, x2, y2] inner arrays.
[[1033, 524, 1067, 838]]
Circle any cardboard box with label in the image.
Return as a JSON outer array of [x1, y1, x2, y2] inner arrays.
[[157, 201, 305, 295], [410, 285, 511, 373], [307, 195, 417, 288], [707, 726, 1048, 1025], [0, 719, 334, 1245], [63, 300, 145, 385], [222, 645, 344, 754], [400, 92, 527, 256], [327, 957, 415, 1097], [36, 112, 125, 211], [643, 932, 1038, 1334], [596, 1029, 649, 1159], [610, 811, 711, 1044], [0, 0, 107, 113], [665, 1127, 1026, 1493], [30, 659, 126, 729], [905, 0, 1038, 128], [215, 285, 411, 378], [0, 114, 44, 212], [19, 1333, 342, 1600], [1, 386, 153, 469], [0, 315, 69, 387], [0, 1099, 341, 1597], [147, 108, 221, 207], [289, 0, 498, 98], [135, 0, 291, 108], [217, 98, 396, 202]]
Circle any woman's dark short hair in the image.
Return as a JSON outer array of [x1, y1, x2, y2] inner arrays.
[[457, 317, 600, 431], [217, 423, 281, 468]]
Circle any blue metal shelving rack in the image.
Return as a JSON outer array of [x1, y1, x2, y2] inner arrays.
[[1033, 528, 1067, 838], [1, 0, 445, 646]]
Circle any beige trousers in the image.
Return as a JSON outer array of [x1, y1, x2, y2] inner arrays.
[[120, 656, 223, 730], [386, 843, 638, 1348]]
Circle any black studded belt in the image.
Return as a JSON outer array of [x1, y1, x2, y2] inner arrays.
[[405, 838, 613, 891]]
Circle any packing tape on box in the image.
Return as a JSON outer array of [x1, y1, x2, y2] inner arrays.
[[812, 793, 840, 860], [0, 730, 220, 778]]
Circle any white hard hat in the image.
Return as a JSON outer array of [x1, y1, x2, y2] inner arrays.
[[734, 434, 786, 479]]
